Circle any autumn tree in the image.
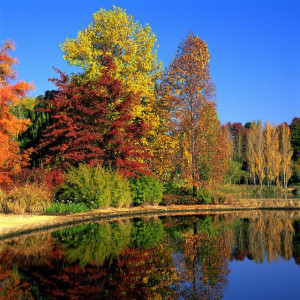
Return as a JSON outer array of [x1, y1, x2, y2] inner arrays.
[[38, 58, 151, 177], [222, 124, 234, 160], [60, 6, 174, 175], [11, 91, 57, 167], [0, 41, 33, 186], [290, 117, 300, 161], [161, 33, 227, 195], [264, 122, 281, 186], [279, 123, 293, 188], [231, 122, 248, 165], [247, 121, 265, 186]]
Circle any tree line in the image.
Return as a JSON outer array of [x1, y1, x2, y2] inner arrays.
[[0, 6, 299, 196], [223, 119, 299, 188]]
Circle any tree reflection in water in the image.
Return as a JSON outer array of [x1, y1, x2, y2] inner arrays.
[[0, 213, 298, 299]]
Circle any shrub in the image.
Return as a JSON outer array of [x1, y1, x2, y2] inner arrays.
[[57, 164, 111, 209], [109, 171, 132, 208], [45, 202, 89, 213], [4, 184, 51, 214], [0, 189, 6, 211], [129, 176, 163, 206], [292, 187, 300, 195], [161, 194, 179, 206], [163, 180, 182, 195], [197, 189, 214, 204], [161, 194, 199, 206], [57, 164, 132, 209]]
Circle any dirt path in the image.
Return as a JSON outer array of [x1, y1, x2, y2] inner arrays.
[[0, 202, 299, 239]]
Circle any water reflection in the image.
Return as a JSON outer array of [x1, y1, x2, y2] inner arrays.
[[0, 211, 299, 299]]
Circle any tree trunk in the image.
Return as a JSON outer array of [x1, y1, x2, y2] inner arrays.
[[193, 185, 197, 197]]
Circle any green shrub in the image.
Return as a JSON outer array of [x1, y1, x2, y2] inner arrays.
[[197, 189, 214, 204], [57, 164, 110, 208], [108, 171, 132, 208], [57, 164, 132, 209], [163, 180, 182, 195], [45, 202, 89, 213], [129, 175, 163, 206], [4, 184, 51, 214], [292, 187, 300, 195]]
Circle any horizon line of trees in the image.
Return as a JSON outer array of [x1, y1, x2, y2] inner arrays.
[[223, 118, 300, 188]]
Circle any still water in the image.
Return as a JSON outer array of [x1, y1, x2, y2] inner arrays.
[[0, 211, 299, 299]]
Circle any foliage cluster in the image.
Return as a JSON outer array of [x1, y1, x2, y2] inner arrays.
[[129, 176, 163, 206], [57, 164, 132, 209], [45, 202, 89, 213], [0, 184, 51, 214]]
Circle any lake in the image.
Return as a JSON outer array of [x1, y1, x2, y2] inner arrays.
[[0, 210, 299, 299]]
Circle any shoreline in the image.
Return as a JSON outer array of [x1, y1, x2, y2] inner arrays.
[[0, 200, 300, 240]]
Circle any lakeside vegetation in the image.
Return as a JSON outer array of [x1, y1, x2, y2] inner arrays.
[[0, 6, 299, 214]]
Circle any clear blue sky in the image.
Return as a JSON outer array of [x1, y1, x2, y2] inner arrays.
[[1, 0, 299, 125]]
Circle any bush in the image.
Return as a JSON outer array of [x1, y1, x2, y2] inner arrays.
[[0, 189, 6, 211], [197, 189, 226, 205], [292, 187, 300, 195], [45, 202, 89, 213], [4, 184, 51, 214], [109, 171, 132, 208], [161, 194, 199, 206], [129, 176, 163, 206], [197, 189, 214, 204], [57, 164, 132, 209]]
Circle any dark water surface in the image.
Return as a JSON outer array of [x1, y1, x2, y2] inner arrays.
[[0, 211, 299, 299]]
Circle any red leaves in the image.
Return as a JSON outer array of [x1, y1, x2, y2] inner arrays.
[[38, 59, 151, 176]]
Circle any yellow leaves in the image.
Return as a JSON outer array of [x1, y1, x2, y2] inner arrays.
[[61, 7, 165, 168]]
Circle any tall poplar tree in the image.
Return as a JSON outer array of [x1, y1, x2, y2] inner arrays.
[[264, 122, 281, 186], [161, 33, 227, 195], [279, 123, 293, 188], [247, 121, 265, 187]]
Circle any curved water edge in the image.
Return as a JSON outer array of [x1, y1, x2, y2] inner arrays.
[[0, 205, 300, 241]]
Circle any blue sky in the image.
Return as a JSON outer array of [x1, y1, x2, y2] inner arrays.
[[1, 0, 299, 125]]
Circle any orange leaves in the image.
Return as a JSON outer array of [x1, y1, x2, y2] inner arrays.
[[0, 41, 33, 187], [160, 33, 227, 190]]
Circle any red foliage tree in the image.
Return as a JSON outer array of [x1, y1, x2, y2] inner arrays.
[[38, 58, 151, 177]]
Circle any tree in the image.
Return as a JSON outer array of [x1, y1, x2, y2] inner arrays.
[[222, 124, 234, 160], [38, 58, 151, 177], [290, 117, 300, 161], [11, 91, 57, 167], [161, 33, 227, 195], [247, 121, 265, 186], [279, 123, 293, 188], [61, 6, 170, 171], [231, 122, 248, 165], [264, 122, 281, 186], [0, 41, 33, 186]]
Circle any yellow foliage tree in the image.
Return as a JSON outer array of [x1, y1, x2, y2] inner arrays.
[[61, 6, 160, 125], [264, 122, 281, 186], [247, 121, 265, 187], [279, 123, 293, 189], [61, 6, 174, 175]]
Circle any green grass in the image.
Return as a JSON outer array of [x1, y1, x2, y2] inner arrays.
[[45, 202, 89, 213]]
